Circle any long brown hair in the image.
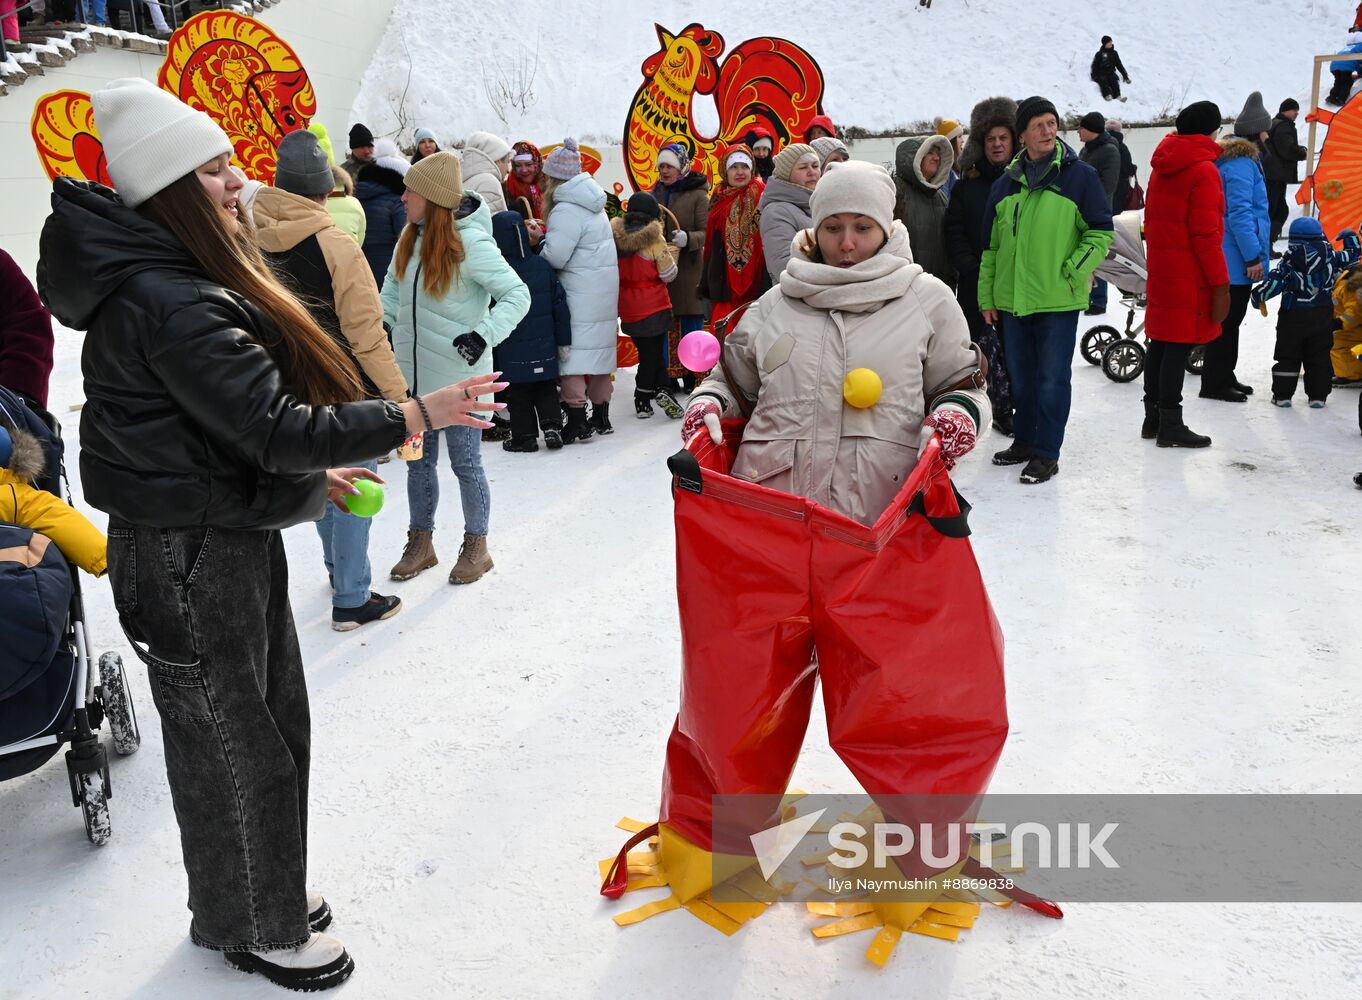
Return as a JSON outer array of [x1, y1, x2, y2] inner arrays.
[[394, 201, 465, 299], [138, 173, 361, 405]]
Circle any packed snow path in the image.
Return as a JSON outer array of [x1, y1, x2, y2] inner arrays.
[[0, 307, 1358, 998]]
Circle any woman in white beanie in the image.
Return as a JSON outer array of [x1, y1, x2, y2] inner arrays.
[[539, 137, 621, 440], [36, 78, 502, 992], [759, 142, 821, 281], [681, 159, 990, 525], [460, 130, 512, 213]]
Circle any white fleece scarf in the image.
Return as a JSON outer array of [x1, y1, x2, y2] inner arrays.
[[779, 222, 921, 313]]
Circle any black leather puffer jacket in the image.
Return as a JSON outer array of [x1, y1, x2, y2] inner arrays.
[[38, 179, 408, 530]]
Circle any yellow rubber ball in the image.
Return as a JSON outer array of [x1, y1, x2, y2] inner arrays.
[[843, 367, 883, 408]]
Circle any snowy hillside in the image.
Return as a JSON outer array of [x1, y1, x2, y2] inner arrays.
[[351, 0, 1346, 145]]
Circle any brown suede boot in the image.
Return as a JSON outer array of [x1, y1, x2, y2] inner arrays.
[[449, 533, 493, 585], [390, 529, 437, 581]]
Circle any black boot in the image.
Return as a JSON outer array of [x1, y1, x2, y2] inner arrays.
[[1156, 406, 1211, 448], [590, 401, 614, 435], [1141, 400, 1159, 440], [562, 405, 595, 444], [635, 390, 655, 419], [992, 442, 1033, 466], [542, 425, 564, 450]]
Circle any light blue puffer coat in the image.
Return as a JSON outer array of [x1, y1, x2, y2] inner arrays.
[[381, 192, 530, 396], [540, 173, 619, 376]]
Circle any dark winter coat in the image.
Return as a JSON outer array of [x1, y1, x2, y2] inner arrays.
[[0, 249, 54, 409], [892, 135, 956, 284], [652, 171, 709, 315], [1216, 138, 1271, 285], [1110, 128, 1137, 212], [1080, 132, 1121, 206], [490, 211, 571, 384], [943, 158, 1007, 315], [1263, 113, 1307, 184], [1144, 133, 1229, 344], [355, 163, 408, 285], [37, 179, 407, 530], [1090, 46, 1130, 83]]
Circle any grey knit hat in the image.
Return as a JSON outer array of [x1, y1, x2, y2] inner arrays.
[[274, 130, 334, 196], [544, 137, 584, 180], [1234, 91, 1272, 138]]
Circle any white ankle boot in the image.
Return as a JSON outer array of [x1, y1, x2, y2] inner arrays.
[[225, 931, 354, 991]]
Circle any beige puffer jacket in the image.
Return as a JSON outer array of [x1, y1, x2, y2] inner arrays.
[[695, 222, 989, 526]]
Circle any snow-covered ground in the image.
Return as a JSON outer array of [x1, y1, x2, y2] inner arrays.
[[352, 0, 1347, 144], [1, 301, 1360, 998]]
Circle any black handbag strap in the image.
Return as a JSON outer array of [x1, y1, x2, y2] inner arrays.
[[906, 482, 972, 538]]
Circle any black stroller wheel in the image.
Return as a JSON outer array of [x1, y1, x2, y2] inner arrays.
[[1081, 325, 1121, 366], [98, 652, 141, 756], [1186, 345, 1206, 375], [1102, 339, 1146, 383]]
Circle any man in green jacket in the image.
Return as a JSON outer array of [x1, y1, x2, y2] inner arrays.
[[979, 96, 1114, 484]]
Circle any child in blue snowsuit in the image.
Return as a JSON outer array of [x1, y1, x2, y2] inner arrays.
[[490, 210, 572, 452], [1251, 217, 1361, 406]]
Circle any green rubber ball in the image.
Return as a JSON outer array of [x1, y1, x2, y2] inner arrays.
[[343, 479, 384, 518]]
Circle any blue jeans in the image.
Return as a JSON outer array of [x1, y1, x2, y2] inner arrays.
[[80, 0, 107, 24], [679, 315, 705, 334], [1001, 311, 1079, 460], [406, 425, 490, 535], [315, 459, 376, 609], [1089, 278, 1108, 310]]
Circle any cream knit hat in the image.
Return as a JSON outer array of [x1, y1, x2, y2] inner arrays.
[[772, 143, 818, 182], [809, 160, 896, 237], [465, 131, 512, 163], [404, 150, 464, 209], [91, 78, 234, 208]]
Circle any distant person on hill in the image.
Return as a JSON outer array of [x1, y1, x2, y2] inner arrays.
[[342, 123, 375, 180], [1078, 111, 1120, 315], [1326, 28, 1362, 105], [1090, 36, 1131, 102], [1263, 98, 1307, 248]]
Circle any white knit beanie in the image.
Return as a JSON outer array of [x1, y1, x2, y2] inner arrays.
[[373, 138, 411, 177], [809, 160, 896, 238], [91, 78, 234, 208], [465, 130, 512, 163]]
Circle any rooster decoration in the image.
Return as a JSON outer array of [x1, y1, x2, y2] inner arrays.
[[158, 10, 316, 183], [31, 11, 314, 188], [1300, 94, 1362, 247], [623, 23, 825, 192]]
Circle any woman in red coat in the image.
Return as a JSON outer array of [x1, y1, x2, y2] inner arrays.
[[1143, 101, 1230, 448]]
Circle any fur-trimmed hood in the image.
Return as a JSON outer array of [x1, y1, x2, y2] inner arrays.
[[355, 162, 407, 198], [0, 423, 45, 483], [894, 135, 954, 194], [611, 216, 666, 256], [959, 96, 1018, 175], [1217, 136, 1262, 163]]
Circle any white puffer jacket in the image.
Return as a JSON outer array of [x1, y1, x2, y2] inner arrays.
[[541, 173, 620, 376]]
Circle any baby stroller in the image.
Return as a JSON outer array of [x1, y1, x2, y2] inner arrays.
[[1080, 210, 1205, 382], [0, 385, 139, 846]]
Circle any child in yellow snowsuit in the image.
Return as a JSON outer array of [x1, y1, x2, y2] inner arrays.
[[0, 419, 106, 577], [1331, 267, 1362, 384]]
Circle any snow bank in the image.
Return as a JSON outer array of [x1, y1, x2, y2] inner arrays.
[[351, 0, 1346, 146]]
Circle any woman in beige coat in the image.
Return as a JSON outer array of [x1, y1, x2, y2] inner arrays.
[[681, 160, 989, 526]]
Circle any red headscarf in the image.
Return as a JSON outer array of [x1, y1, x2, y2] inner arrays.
[[705, 145, 766, 304], [504, 140, 546, 219]]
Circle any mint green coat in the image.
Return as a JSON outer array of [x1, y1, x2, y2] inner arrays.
[[381, 193, 530, 395]]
